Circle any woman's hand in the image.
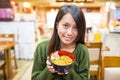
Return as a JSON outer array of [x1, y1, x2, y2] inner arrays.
[[46, 57, 56, 73], [46, 57, 69, 75], [57, 72, 68, 75]]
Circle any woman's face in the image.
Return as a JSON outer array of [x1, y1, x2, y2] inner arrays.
[[57, 13, 78, 45]]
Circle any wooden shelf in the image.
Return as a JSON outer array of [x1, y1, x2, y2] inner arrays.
[[0, 0, 11, 8]]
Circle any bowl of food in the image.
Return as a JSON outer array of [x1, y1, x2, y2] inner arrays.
[[49, 50, 76, 73]]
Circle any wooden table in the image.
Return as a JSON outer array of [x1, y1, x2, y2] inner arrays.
[[0, 41, 17, 80], [102, 45, 110, 51], [85, 41, 110, 51]]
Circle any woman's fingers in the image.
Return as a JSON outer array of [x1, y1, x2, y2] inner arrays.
[[46, 57, 56, 73], [57, 72, 68, 75], [46, 59, 51, 66]]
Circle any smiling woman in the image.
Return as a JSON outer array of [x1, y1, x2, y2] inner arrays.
[[32, 4, 90, 80], [57, 13, 78, 45]]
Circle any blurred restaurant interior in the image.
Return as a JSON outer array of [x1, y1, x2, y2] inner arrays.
[[0, 0, 120, 80]]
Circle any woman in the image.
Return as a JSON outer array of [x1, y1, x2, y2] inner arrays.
[[32, 4, 90, 80]]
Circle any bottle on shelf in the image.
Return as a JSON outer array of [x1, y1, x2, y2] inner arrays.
[[94, 30, 102, 42]]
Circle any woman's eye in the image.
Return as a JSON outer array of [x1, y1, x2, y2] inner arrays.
[[73, 27, 78, 31], [63, 24, 68, 29]]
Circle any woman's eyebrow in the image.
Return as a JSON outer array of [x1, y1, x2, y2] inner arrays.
[[62, 22, 69, 25]]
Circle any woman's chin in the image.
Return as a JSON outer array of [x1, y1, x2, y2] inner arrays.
[[62, 40, 73, 45]]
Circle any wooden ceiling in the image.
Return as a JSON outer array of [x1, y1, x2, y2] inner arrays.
[[15, 0, 120, 7], [16, 0, 120, 2]]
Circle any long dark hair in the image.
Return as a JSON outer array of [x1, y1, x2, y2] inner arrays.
[[48, 4, 86, 54]]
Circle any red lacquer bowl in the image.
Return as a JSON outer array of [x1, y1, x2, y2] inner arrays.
[[49, 50, 76, 73]]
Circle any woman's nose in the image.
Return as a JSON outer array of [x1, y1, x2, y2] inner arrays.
[[66, 28, 73, 35]]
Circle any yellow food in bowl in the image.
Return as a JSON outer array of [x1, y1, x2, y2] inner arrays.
[[51, 55, 72, 66]]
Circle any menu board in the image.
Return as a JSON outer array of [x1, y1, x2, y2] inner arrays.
[[76, 0, 94, 2], [86, 0, 94, 2], [56, 0, 94, 2], [56, 0, 64, 2], [56, 0, 73, 2], [66, 0, 74, 2], [76, 0, 85, 2]]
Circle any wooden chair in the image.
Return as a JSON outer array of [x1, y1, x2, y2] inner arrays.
[[85, 42, 102, 80], [0, 51, 6, 80], [102, 56, 120, 80], [0, 34, 18, 69]]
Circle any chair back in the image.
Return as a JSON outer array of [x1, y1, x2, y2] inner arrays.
[[0, 34, 15, 42], [85, 42, 102, 65], [85, 42, 102, 80], [103, 56, 120, 67], [0, 51, 6, 79], [0, 34, 18, 69], [102, 56, 120, 80]]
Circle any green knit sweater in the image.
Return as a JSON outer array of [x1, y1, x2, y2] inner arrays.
[[32, 40, 90, 80]]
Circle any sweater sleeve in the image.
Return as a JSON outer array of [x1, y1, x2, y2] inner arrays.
[[64, 44, 90, 80], [31, 41, 54, 80]]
